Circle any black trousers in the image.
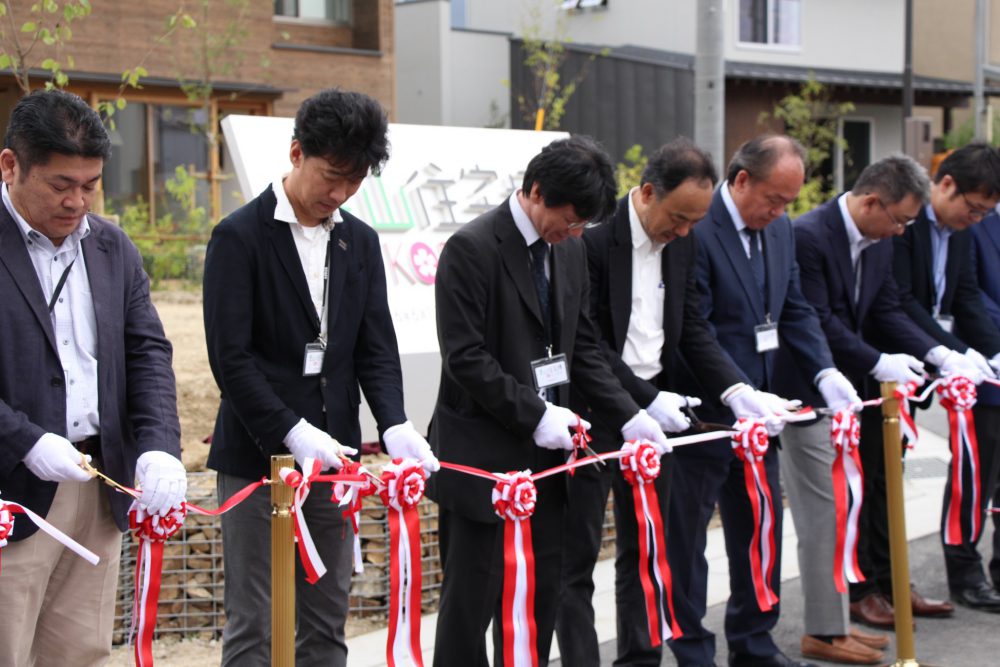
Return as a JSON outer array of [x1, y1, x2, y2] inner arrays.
[[432, 476, 566, 667], [555, 453, 673, 667]]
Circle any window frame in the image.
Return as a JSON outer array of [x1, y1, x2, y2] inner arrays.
[[736, 0, 802, 53], [273, 0, 352, 27]]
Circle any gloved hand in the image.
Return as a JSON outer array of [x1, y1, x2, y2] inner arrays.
[[964, 348, 997, 380], [871, 353, 926, 385], [817, 370, 862, 411], [621, 409, 671, 455], [533, 402, 590, 451], [23, 433, 93, 483], [383, 421, 440, 472], [756, 391, 798, 436], [722, 384, 789, 436], [646, 392, 700, 433], [991, 352, 1000, 376], [135, 450, 187, 516], [937, 349, 985, 384], [284, 419, 357, 470]]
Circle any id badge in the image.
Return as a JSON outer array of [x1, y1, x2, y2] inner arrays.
[[531, 353, 570, 391], [754, 322, 780, 353], [302, 341, 326, 376], [935, 314, 955, 333]]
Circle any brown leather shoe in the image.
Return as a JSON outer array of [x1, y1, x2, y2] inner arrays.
[[801, 635, 883, 665], [910, 588, 954, 617], [849, 627, 890, 650], [849, 592, 895, 628]]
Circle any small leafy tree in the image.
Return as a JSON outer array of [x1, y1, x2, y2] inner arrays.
[[615, 144, 647, 198], [0, 0, 93, 93], [760, 75, 854, 218]]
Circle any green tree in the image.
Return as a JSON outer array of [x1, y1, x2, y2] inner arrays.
[[615, 144, 647, 198], [0, 0, 92, 93], [760, 75, 854, 218]]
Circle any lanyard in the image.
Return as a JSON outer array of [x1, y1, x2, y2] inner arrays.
[[318, 230, 333, 345], [48, 256, 77, 313]]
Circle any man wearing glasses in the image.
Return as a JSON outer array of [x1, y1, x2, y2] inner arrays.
[[774, 155, 969, 662], [886, 142, 1000, 615]]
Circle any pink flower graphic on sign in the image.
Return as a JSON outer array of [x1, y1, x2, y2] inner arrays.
[[410, 242, 438, 285]]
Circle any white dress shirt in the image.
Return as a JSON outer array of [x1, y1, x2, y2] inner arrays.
[[621, 188, 665, 380], [4, 182, 99, 441], [509, 191, 547, 274]]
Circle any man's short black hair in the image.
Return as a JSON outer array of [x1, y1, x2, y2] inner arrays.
[[4, 89, 111, 173], [851, 154, 930, 205], [934, 142, 1000, 198], [725, 134, 806, 184], [292, 88, 390, 179], [521, 135, 616, 222], [641, 138, 718, 194]]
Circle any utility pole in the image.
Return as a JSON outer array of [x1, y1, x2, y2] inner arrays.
[[902, 0, 914, 132], [975, 0, 988, 140], [695, 0, 725, 173]]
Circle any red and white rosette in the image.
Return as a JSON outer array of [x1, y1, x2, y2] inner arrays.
[[619, 440, 681, 646], [895, 381, 920, 447], [0, 505, 12, 573], [332, 459, 379, 574], [492, 470, 539, 667], [129, 502, 186, 667], [730, 418, 779, 611], [279, 457, 327, 583], [379, 459, 428, 667], [830, 409, 865, 592], [937, 375, 982, 545]]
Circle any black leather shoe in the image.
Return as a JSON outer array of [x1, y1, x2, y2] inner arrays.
[[952, 581, 1000, 612], [728, 650, 819, 667]]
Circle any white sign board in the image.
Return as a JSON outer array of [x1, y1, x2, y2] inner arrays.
[[221, 116, 567, 437]]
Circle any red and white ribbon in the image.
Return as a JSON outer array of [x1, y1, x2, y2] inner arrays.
[[567, 417, 592, 476], [129, 503, 186, 667], [0, 498, 100, 574], [730, 418, 779, 611], [279, 458, 327, 583], [492, 471, 539, 667], [830, 409, 865, 592], [896, 381, 920, 447], [937, 375, 982, 545], [619, 440, 681, 646], [332, 460, 379, 574], [379, 459, 427, 667]]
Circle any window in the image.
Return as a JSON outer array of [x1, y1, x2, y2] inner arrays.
[[274, 0, 351, 24], [739, 0, 800, 47], [560, 0, 608, 10]]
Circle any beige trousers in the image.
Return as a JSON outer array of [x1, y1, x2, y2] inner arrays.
[[0, 480, 123, 666]]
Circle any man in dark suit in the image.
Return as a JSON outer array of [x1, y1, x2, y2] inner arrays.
[[668, 135, 857, 667], [970, 211, 1000, 596], [886, 143, 1000, 614], [555, 138, 780, 667], [430, 135, 670, 667], [775, 155, 954, 662], [0, 90, 185, 664], [203, 89, 438, 666]]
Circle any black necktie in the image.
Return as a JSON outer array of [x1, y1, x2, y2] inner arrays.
[[747, 229, 766, 304], [529, 239, 555, 402]]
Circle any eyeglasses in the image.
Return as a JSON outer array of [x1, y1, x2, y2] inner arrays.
[[876, 199, 916, 228], [567, 220, 600, 230], [959, 191, 993, 220]]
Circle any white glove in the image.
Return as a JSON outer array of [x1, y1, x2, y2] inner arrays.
[[621, 409, 671, 455], [533, 402, 590, 451], [23, 433, 93, 483], [135, 450, 187, 516], [383, 421, 440, 473], [284, 419, 357, 471], [646, 392, 700, 433], [817, 371, 862, 412], [964, 348, 997, 380], [722, 384, 789, 436], [991, 352, 1000, 375], [935, 348, 985, 384], [871, 353, 926, 385]]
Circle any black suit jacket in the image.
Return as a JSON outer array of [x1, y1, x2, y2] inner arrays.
[[430, 201, 639, 522], [889, 207, 1000, 356], [574, 195, 741, 442], [677, 188, 834, 423], [203, 185, 407, 480], [0, 207, 180, 537], [772, 197, 937, 405]]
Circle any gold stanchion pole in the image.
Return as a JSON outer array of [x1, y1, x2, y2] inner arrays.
[[271, 454, 296, 667], [880, 381, 921, 667]]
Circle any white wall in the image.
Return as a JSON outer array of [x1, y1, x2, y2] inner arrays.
[[449, 29, 512, 127], [396, 1, 450, 125]]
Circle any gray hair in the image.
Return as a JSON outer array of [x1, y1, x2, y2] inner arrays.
[[725, 134, 806, 183], [850, 154, 930, 205]]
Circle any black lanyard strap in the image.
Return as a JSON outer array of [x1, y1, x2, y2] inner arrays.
[[48, 257, 77, 313]]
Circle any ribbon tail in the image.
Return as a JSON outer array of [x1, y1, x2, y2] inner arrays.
[[831, 452, 849, 594], [844, 448, 866, 584], [631, 483, 661, 646], [743, 461, 773, 612], [755, 461, 779, 606], [134, 539, 163, 667], [945, 407, 964, 545], [644, 481, 681, 639], [404, 505, 425, 667]]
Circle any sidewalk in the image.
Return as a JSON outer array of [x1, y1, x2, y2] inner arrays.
[[348, 405, 987, 666]]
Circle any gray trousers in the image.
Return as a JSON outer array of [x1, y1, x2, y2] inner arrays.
[[218, 472, 353, 667], [779, 416, 850, 636]]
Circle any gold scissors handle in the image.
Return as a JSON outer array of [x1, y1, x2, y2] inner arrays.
[[80, 455, 141, 499]]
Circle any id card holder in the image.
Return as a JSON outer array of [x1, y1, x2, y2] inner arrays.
[[754, 322, 779, 353], [935, 314, 955, 333], [531, 352, 570, 392], [302, 340, 326, 376]]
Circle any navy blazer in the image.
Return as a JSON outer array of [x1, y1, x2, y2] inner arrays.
[[677, 188, 834, 423], [971, 214, 1000, 405], [203, 185, 407, 480], [889, 207, 1000, 357], [574, 195, 741, 441], [772, 197, 937, 405], [0, 207, 180, 537]]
